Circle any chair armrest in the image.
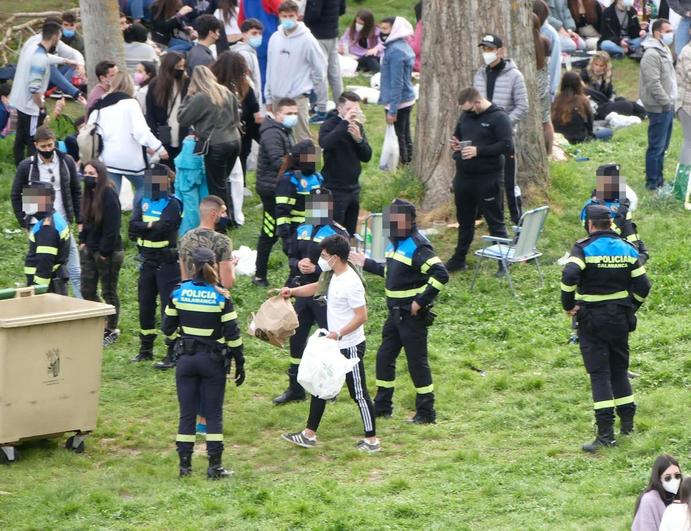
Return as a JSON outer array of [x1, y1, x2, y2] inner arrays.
[[481, 236, 512, 244]]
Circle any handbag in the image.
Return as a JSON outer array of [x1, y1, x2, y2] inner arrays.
[[193, 126, 216, 156], [77, 108, 103, 162]]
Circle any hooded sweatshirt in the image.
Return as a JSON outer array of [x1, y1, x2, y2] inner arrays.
[[234, 40, 263, 106], [264, 21, 327, 102], [256, 116, 293, 195], [378, 17, 416, 115]]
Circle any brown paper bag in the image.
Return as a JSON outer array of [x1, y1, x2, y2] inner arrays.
[[248, 295, 299, 348]]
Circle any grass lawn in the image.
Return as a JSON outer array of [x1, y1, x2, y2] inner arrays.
[[0, 2, 690, 530]]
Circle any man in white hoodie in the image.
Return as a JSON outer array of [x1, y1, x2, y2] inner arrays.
[[264, 0, 327, 142]]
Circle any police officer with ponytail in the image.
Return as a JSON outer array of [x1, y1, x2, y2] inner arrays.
[[162, 247, 244, 478], [129, 163, 182, 367]]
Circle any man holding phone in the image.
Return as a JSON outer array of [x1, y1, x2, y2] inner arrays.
[[445, 87, 512, 274]]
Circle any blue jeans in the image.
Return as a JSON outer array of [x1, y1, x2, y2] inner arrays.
[[600, 37, 642, 56], [676, 16, 691, 57], [167, 38, 193, 52], [124, 0, 153, 21], [67, 234, 82, 298], [49, 65, 80, 98], [645, 110, 674, 190], [108, 171, 144, 206]]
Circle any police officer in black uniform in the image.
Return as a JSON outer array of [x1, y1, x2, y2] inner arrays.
[[351, 199, 449, 424], [162, 247, 244, 478], [129, 164, 182, 367], [561, 205, 651, 453], [273, 188, 349, 404]]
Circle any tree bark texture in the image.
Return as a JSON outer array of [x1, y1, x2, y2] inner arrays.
[[79, 0, 125, 89], [415, 0, 549, 210]]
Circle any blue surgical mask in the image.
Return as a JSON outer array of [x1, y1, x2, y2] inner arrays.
[[282, 114, 298, 129], [662, 32, 674, 46], [281, 18, 297, 31], [62, 28, 76, 38], [249, 35, 263, 48], [622, 0, 634, 7]]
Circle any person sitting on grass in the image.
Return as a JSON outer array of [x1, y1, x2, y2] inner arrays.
[[280, 234, 380, 453], [659, 477, 691, 531], [338, 8, 382, 74], [632, 454, 683, 531]]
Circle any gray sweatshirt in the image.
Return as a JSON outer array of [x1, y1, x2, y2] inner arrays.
[[233, 41, 263, 107], [264, 22, 326, 103], [640, 37, 677, 113]]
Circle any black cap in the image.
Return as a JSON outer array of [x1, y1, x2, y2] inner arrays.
[[478, 33, 503, 48], [586, 204, 612, 223], [596, 163, 619, 177], [191, 247, 216, 267], [389, 198, 417, 220], [290, 139, 316, 158], [148, 162, 169, 177]]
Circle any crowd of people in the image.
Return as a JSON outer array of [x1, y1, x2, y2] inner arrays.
[[0, 3, 687, 521]]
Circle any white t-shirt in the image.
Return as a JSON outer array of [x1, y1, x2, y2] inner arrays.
[[659, 503, 691, 531], [326, 266, 366, 349], [37, 155, 65, 219]]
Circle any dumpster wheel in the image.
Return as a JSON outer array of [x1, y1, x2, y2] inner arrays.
[[0, 446, 19, 464], [65, 434, 86, 454]]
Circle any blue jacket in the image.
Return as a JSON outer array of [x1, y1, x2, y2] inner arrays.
[[378, 38, 415, 116]]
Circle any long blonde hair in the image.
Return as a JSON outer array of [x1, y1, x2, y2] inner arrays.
[[109, 71, 135, 97], [586, 51, 612, 85], [188, 65, 231, 107]]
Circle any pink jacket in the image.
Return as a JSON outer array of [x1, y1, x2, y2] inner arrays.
[[408, 20, 423, 73]]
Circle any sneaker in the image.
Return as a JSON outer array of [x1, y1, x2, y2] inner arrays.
[[252, 277, 269, 288], [309, 111, 328, 125], [406, 414, 436, 425], [153, 356, 176, 370], [445, 259, 468, 273], [130, 351, 153, 362], [196, 423, 207, 436], [103, 329, 120, 347], [281, 431, 316, 448], [356, 439, 381, 453]]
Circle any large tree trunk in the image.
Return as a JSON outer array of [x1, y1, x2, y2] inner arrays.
[[415, 0, 549, 210], [79, 0, 125, 89]]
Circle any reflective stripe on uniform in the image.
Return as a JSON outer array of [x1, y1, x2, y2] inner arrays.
[[142, 215, 158, 222], [275, 197, 295, 205], [427, 277, 444, 291], [593, 399, 615, 410], [290, 215, 306, 223], [420, 256, 442, 274], [626, 234, 638, 243], [276, 217, 291, 225], [164, 306, 178, 316], [176, 434, 196, 442], [175, 302, 223, 313], [385, 285, 426, 298], [613, 395, 634, 406], [181, 326, 214, 336], [290, 356, 302, 365], [560, 282, 577, 293], [36, 245, 58, 255], [206, 433, 223, 442], [575, 290, 629, 302], [140, 329, 158, 336], [376, 379, 395, 388], [416, 384, 434, 394], [226, 338, 242, 348], [59, 227, 69, 239], [33, 275, 50, 286], [221, 311, 238, 322], [24, 267, 37, 275], [633, 293, 646, 303], [631, 266, 646, 278], [137, 238, 170, 248], [567, 256, 586, 270]]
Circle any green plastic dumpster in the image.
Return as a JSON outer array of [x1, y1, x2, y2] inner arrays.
[[0, 288, 115, 463]]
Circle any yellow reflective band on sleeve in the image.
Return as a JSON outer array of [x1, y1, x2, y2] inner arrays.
[[181, 326, 214, 336], [427, 277, 444, 291], [226, 338, 242, 348], [290, 357, 302, 365], [29, 233, 35, 242], [613, 395, 634, 406], [631, 266, 646, 278], [275, 197, 294, 205], [33, 276, 50, 286], [290, 215, 306, 223], [560, 282, 577, 293], [166, 332, 179, 341], [385, 286, 427, 298], [24, 267, 37, 275], [263, 222, 275, 236], [140, 329, 158, 336], [391, 252, 412, 266], [221, 311, 238, 322], [566, 256, 586, 270], [575, 290, 629, 302], [142, 215, 158, 222], [52, 263, 62, 271], [625, 212, 632, 220], [137, 238, 170, 248], [59, 227, 69, 239], [633, 293, 646, 303], [416, 384, 434, 394], [176, 434, 196, 443], [376, 379, 395, 388], [276, 217, 291, 225], [175, 302, 222, 313], [420, 256, 442, 274], [164, 306, 178, 316], [593, 399, 615, 410], [626, 234, 639, 242], [36, 245, 58, 255], [205, 434, 223, 442]]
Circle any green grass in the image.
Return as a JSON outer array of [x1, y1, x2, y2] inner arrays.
[[1, 2, 690, 529]]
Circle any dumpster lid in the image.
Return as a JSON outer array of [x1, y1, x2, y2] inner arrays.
[[0, 293, 115, 328]]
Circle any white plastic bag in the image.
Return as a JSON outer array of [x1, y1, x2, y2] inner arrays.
[[228, 158, 245, 225], [379, 124, 399, 171], [119, 178, 134, 212], [232, 245, 257, 276], [339, 54, 359, 78], [297, 330, 360, 399], [345, 85, 380, 104], [370, 72, 381, 89]]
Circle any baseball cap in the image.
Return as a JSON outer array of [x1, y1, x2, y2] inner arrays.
[[586, 204, 612, 223], [478, 33, 503, 48]]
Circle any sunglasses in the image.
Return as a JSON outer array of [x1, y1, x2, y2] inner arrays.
[[663, 473, 682, 482], [46, 167, 55, 183]]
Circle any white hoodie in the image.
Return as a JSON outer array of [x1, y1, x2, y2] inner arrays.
[[264, 21, 326, 103]]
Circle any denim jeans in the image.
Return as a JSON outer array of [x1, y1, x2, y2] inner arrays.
[[49, 65, 79, 98], [676, 16, 691, 57], [124, 0, 153, 21], [600, 37, 642, 56], [645, 110, 674, 190], [67, 234, 82, 298], [167, 38, 193, 53], [108, 171, 144, 207]]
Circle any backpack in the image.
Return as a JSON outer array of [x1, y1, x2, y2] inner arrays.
[[77, 109, 103, 163]]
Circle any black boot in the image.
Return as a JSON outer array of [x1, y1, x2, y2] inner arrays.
[[131, 337, 154, 362], [272, 367, 306, 405], [582, 408, 617, 453], [207, 453, 232, 479], [617, 403, 636, 436], [374, 387, 394, 418], [179, 453, 192, 477], [154, 340, 177, 370], [408, 392, 436, 424]]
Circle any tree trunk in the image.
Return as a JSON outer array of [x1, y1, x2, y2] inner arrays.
[[79, 0, 125, 89], [415, 0, 549, 210]]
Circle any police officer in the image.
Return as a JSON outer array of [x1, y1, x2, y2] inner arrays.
[[561, 205, 651, 453], [128, 164, 182, 367], [22, 182, 70, 294], [351, 199, 449, 424], [580, 164, 649, 264], [273, 188, 349, 405], [161, 247, 244, 478], [274, 139, 324, 256]]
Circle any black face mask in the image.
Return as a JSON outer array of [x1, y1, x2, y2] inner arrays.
[[84, 176, 97, 189], [173, 69, 184, 80], [216, 216, 230, 232], [299, 162, 316, 176], [380, 33, 390, 42], [37, 149, 54, 159]]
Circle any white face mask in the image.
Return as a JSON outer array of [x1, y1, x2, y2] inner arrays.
[[318, 256, 333, 272], [482, 51, 497, 66], [661, 32, 674, 46], [622, 0, 634, 7], [355, 23, 364, 32], [662, 478, 681, 495]]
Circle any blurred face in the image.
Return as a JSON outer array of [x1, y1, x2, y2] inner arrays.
[[144, 172, 169, 199], [297, 147, 317, 174], [384, 207, 412, 239], [592, 59, 606, 76], [306, 196, 333, 225], [596, 175, 626, 202], [22, 188, 52, 215]]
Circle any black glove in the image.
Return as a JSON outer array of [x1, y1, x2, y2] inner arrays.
[[229, 348, 245, 387]]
